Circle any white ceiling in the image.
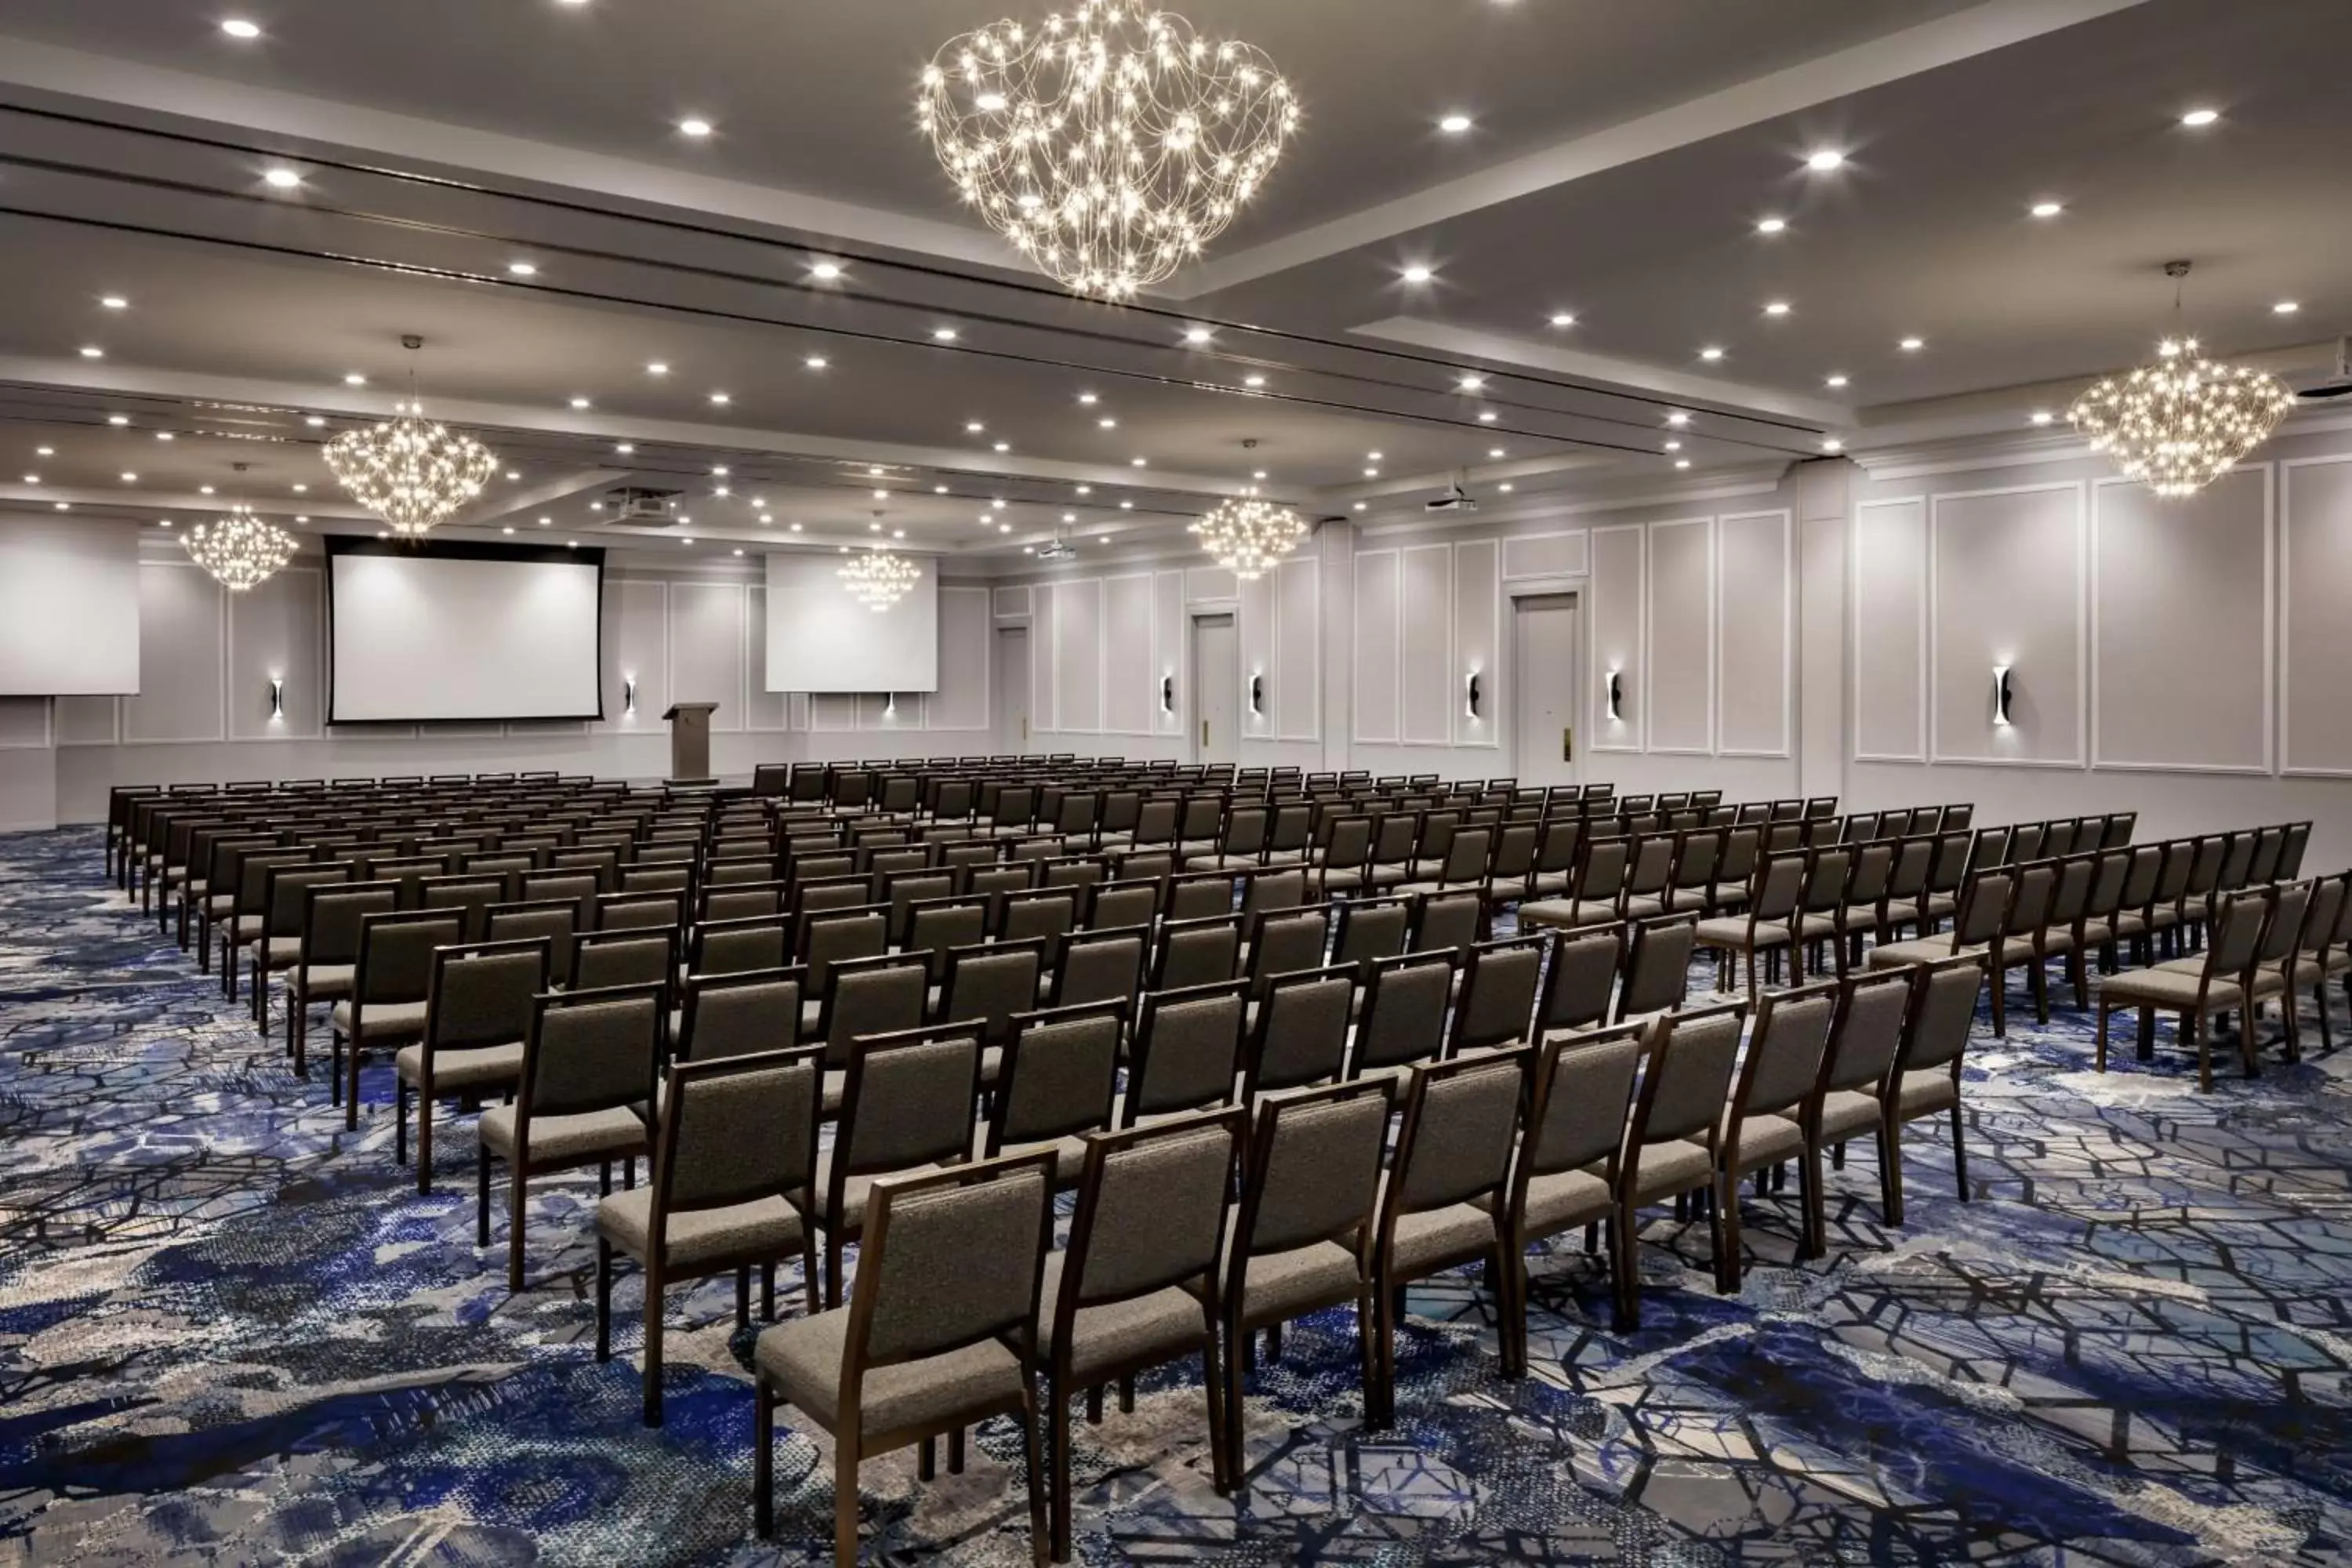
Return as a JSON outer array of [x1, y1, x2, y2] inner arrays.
[[0, 0, 2342, 562]]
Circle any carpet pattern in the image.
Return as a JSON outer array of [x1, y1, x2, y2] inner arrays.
[[3, 824, 2350, 1565]]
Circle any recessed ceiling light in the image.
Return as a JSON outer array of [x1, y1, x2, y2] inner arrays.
[[34, 445, 52, 456], [263, 167, 303, 189], [1489, 448, 1506, 459], [1899, 336, 1925, 351], [1664, 440, 1682, 452], [1354, 501, 1367, 511], [967, 421, 985, 433], [502, 525, 516, 535], [1131, 457, 1148, 467], [713, 465, 730, 477], [615, 442, 635, 454], [1665, 411, 1690, 426], [710, 391, 731, 405], [304, 415, 325, 426], [1062, 512, 1077, 524], [568, 397, 591, 409], [1699, 347, 1725, 361], [935, 485, 950, 495], [1120, 501, 1134, 510], [1184, 328, 1213, 345], [1457, 375, 1486, 392], [932, 326, 959, 341], [1098, 417, 1118, 429], [1755, 216, 1788, 235], [1499, 483, 1515, 493], [993, 441, 1011, 453], [1806, 148, 1846, 172], [804, 356, 827, 371], [1478, 411, 1498, 423], [1367, 451, 1384, 461], [199, 485, 215, 495], [646, 361, 670, 377], [809, 260, 843, 281], [221, 19, 262, 39], [1825, 373, 1850, 389], [100, 295, 129, 310], [1364, 467, 1380, 478], [292, 481, 307, 492], [1243, 375, 1266, 389], [866, 466, 883, 476], [1763, 301, 1791, 317], [156, 431, 175, 442], [53, 502, 68, 511], [2274, 299, 2301, 315], [2180, 107, 2220, 127], [539, 515, 552, 525], [789, 523, 802, 532], [2029, 410, 2055, 426], [344, 372, 366, 386], [2030, 201, 2063, 219], [1820, 438, 1844, 453], [1076, 485, 1093, 495], [1402, 265, 1435, 285], [107, 415, 129, 426], [20, 474, 37, 485], [508, 261, 538, 277], [1439, 114, 1473, 134], [734, 547, 746, 557], [678, 118, 713, 138], [295, 515, 309, 524], [1078, 392, 1099, 405], [1253, 470, 1270, 481], [714, 486, 731, 497], [1674, 459, 1692, 470], [79, 346, 104, 359]]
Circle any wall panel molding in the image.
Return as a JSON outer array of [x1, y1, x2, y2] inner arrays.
[[1851, 496, 1928, 763], [1642, 517, 1715, 756], [2281, 454, 2352, 778], [1716, 509, 1793, 759], [1588, 524, 1645, 753], [1929, 481, 2086, 769], [1397, 544, 1454, 747]]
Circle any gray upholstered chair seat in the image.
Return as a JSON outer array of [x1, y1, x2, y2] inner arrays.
[[1627, 1137, 1713, 1203], [1258, 851, 1308, 869], [1192, 854, 1267, 873], [1922, 894, 1959, 921], [395, 1040, 523, 1091], [1694, 916, 1790, 948], [811, 1152, 954, 1232], [1384, 1198, 1496, 1276], [1869, 938, 1984, 971], [1708, 888, 1752, 912], [978, 1131, 1090, 1186], [1895, 1069, 1958, 1119], [1484, 1164, 1610, 1236], [1796, 913, 1840, 941], [1815, 1089, 1884, 1142], [1722, 1110, 1805, 1167], [1517, 898, 1623, 930], [479, 1103, 648, 1163], [1363, 866, 1410, 889], [329, 998, 429, 1037], [1527, 873, 1573, 900], [822, 1070, 848, 1116], [1034, 1252, 1204, 1381], [756, 1309, 1023, 1434], [1225, 1235, 1359, 1319], [598, 1189, 806, 1269], [2150, 956, 2285, 999], [205, 893, 235, 916], [260, 935, 307, 964], [1621, 896, 1665, 921], [294, 964, 356, 1000], [1316, 867, 1372, 892]]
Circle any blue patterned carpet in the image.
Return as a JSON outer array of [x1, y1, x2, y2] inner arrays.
[[4, 824, 2351, 1565]]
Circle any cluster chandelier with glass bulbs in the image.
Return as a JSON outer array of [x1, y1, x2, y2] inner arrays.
[[323, 336, 499, 536], [917, 0, 1299, 299], [183, 504, 296, 593], [2068, 263, 2299, 499], [840, 547, 923, 612], [1189, 495, 1306, 580]]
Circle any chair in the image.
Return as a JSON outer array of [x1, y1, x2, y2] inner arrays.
[[1491, 1026, 1644, 1365], [1349, 951, 1458, 1083], [1407, 889, 1483, 957], [690, 914, 792, 978], [814, 1022, 985, 1306], [1614, 914, 1700, 1025], [2093, 886, 2277, 1091], [1882, 953, 1991, 1222], [598, 1044, 825, 1425], [1614, 1004, 1748, 1328], [1801, 967, 1918, 1234], [479, 985, 662, 1291], [332, 909, 465, 1126], [1218, 1081, 1394, 1475], [397, 937, 550, 1193], [983, 1003, 1125, 1187], [1149, 913, 1243, 992], [1330, 897, 1411, 985], [1869, 866, 2021, 1033], [1714, 982, 1838, 1284], [1448, 936, 1546, 1051], [1367, 1050, 1527, 1425], [484, 898, 583, 979], [938, 941, 1048, 1065], [751, 1153, 1056, 1562], [245, 862, 354, 1029], [1047, 925, 1149, 1013], [1040, 1111, 1245, 1555], [1692, 849, 1806, 1004], [2272, 871, 2352, 1054], [1239, 964, 1357, 1103], [1119, 982, 1248, 1128], [1535, 922, 1625, 1036], [286, 880, 397, 1073], [811, 953, 934, 1110], [677, 968, 804, 1065]]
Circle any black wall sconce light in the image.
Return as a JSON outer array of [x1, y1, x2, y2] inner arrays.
[[1605, 669, 1625, 724], [268, 676, 285, 722], [1465, 670, 1483, 719], [623, 673, 637, 717], [1161, 674, 1175, 714], [1249, 673, 1265, 715], [1991, 665, 2015, 728]]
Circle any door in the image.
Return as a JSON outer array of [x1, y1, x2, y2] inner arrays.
[[995, 626, 1031, 753], [1512, 593, 1581, 788], [1192, 613, 1239, 765]]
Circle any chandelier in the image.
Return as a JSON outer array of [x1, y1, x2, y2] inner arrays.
[[322, 336, 499, 535], [2068, 263, 2299, 499], [840, 548, 922, 612], [1189, 495, 1305, 579], [184, 504, 296, 593], [917, 0, 1299, 299]]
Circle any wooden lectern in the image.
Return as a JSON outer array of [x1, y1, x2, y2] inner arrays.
[[662, 702, 720, 784]]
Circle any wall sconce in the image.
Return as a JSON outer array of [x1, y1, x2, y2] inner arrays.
[[1249, 673, 1265, 716], [884, 691, 898, 717], [1465, 670, 1483, 720], [268, 676, 285, 723], [624, 673, 637, 717], [1161, 674, 1175, 715], [1991, 665, 2015, 728], [1605, 669, 1625, 724]]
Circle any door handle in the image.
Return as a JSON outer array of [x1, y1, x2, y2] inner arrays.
[[1201, 720, 1210, 748]]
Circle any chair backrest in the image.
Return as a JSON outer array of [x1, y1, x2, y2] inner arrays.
[[1087, 880, 1160, 932], [1051, 924, 1149, 1011], [800, 907, 887, 991], [990, 1003, 1124, 1150], [1951, 867, 2016, 948], [1330, 897, 1410, 980], [1746, 851, 1809, 923], [1349, 949, 1457, 1076], [1843, 839, 1896, 907], [1000, 887, 1080, 946], [2246, 825, 2288, 884], [1730, 980, 1837, 1123], [303, 881, 400, 967], [1572, 836, 1632, 905], [1247, 906, 1334, 996], [2300, 872, 2352, 960], [2002, 861, 2059, 938], [1628, 1003, 1747, 1147], [655, 1045, 824, 1218], [678, 968, 804, 1062], [1408, 889, 1482, 956], [691, 915, 791, 977], [1624, 833, 1676, 899], [2045, 854, 2097, 929], [521, 982, 663, 1122], [356, 909, 466, 1006], [571, 927, 675, 996], [1384, 1049, 1527, 1234], [818, 953, 933, 1065], [836, 1023, 985, 1178], [1235, 1080, 1395, 1258], [1123, 982, 1247, 1124], [1240, 866, 1308, 917], [851, 1153, 1054, 1370], [1926, 831, 1973, 898], [1895, 953, 1988, 1077], [1243, 964, 1357, 1098], [1450, 937, 1545, 1051], [2181, 834, 2227, 898], [1820, 967, 1916, 1096], [1151, 914, 1242, 990], [1616, 915, 1698, 1022], [425, 938, 549, 1054], [2259, 880, 2315, 967], [1537, 922, 1624, 1033], [1059, 1110, 1243, 1317], [1164, 871, 1239, 924], [263, 862, 352, 937], [903, 898, 990, 985], [598, 890, 684, 932], [939, 940, 1047, 1048], [1523, 1025, 1644, 1178], [2204, 887, 2274, 978], [2118, 844, 2165, 913]]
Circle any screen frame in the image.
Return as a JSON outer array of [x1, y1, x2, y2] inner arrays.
[[325, 534, 608, 725]]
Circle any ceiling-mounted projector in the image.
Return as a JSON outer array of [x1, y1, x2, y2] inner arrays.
[[1425, 483, 1479, 515], [602, 486, 684, 526], [1036, 539, 1078, 562]]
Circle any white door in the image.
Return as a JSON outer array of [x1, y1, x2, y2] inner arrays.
[[1192, 613, 1239, 764], [995, 626, 1031, 753], [1512, 593, 1581, 787]]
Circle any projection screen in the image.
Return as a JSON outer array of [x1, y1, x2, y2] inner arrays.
[[765, 551, 939, 695], [328, 539, 605, 723]]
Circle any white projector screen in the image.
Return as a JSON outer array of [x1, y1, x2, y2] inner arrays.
[[328, 542, 604, 722], [766, 551, 939, 695], [0, 514, 140, 695]]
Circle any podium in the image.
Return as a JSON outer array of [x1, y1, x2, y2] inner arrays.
[[662, 702, 720, 784]]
